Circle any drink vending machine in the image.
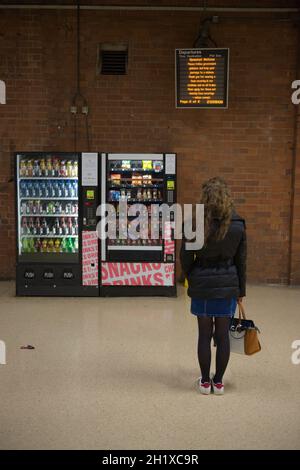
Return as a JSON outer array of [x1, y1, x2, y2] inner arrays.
[[15, 152, 176, 297], [15, 152, 99, 296]]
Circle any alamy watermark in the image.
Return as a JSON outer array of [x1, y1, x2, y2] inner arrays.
[[0, 340, 6, 365], [0, 80, 6, 104], [291, 340, 300, 365], [96, 202, 204, 250], [291, 80, 300, 105]]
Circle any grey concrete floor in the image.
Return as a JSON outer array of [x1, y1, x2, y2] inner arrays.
[[0, 282, 300, 450]]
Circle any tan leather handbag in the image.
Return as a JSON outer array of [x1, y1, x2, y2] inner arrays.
[[229, 302, 261, 355]]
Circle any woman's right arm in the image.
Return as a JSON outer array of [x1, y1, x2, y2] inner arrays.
[[234, 227, 247, 298]]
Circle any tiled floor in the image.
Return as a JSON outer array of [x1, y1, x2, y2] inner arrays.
[[0, 281, 300, 449]]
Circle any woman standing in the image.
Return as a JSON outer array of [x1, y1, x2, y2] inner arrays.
[[180, 177, 246, 395]]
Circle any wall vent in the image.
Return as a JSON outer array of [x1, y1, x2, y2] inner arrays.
[[98, 44, 128, 75]]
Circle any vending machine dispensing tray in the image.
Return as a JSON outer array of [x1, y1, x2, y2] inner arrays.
[[16, 264, 99, 297]]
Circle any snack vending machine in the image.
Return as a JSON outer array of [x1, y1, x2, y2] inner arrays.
[[100, 153, 177, 296], [15, 152, 99, 296]]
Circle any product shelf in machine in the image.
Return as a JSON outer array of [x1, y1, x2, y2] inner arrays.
[[20, 197, 78, 201], [19, 177, 78, 181], [21, 235, 78, 239], [108, 199, 164, 204], [110, 169, 163, 174], [23, 214, 78, 218], [109, 185, 163, 190]]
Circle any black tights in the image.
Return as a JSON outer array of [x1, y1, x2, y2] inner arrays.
[[197, 316, 230, 383]]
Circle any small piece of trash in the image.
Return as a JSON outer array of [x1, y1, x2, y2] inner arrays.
[[20, 345, 35, 350]]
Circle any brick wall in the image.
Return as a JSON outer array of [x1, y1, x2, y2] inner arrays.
[[0, 4, 299, 284], [290, 87, 300, 285]]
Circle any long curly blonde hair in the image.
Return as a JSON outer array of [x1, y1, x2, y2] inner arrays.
[[201, 177, 234, 244]]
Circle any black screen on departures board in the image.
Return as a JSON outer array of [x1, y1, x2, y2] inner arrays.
[[175, 48, 229, 108]]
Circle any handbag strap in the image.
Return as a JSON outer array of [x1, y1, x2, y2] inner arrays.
[[236, 300, 260, 333], [237, 301, 246, 323]]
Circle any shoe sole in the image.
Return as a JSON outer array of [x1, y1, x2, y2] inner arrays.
[[212, 387, 224, 395], [199, 387, 211, 395]]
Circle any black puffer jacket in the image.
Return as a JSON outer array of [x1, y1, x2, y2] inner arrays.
[[180, 212, 246, 299]]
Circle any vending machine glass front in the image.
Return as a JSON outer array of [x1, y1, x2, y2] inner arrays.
[[16, 153, 79, 264], [106, 155, 164, 260]]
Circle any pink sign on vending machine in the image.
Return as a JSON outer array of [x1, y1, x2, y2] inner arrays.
[[164, 221, 175, 261], [82, 231, 98, 286], [101, 262, 174, 286]]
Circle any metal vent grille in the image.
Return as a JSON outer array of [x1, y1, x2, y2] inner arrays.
[[100, 45, 128, 75]]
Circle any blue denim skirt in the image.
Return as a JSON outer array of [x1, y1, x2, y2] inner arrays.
[[191, 298, 237, 318]]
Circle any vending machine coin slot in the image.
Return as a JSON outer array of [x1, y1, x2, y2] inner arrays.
[[167, 191, 173, 203]]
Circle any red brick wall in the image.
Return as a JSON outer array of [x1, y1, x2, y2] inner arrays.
[[290, 95, 300, 285], [0, 5, 299, 284]]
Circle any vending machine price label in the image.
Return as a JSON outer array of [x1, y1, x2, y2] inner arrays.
[[176, 48, 229, 108]]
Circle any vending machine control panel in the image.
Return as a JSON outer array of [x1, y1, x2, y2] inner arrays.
[[82, 188, 98, 229], [166, 178, 175, 204]]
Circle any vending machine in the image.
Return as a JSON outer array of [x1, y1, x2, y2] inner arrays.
[[15, 152, 177, 297], [100, 153, 177, 297], [15, 152, 99, 296]]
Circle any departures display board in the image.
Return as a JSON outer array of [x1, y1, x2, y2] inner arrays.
[[175, 48, 229, 109]]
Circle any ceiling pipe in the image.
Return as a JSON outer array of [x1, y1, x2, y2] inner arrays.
[[0, 5, 299, 13]]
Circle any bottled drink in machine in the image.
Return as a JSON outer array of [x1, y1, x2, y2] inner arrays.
[[19, 157, 78, 179]]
